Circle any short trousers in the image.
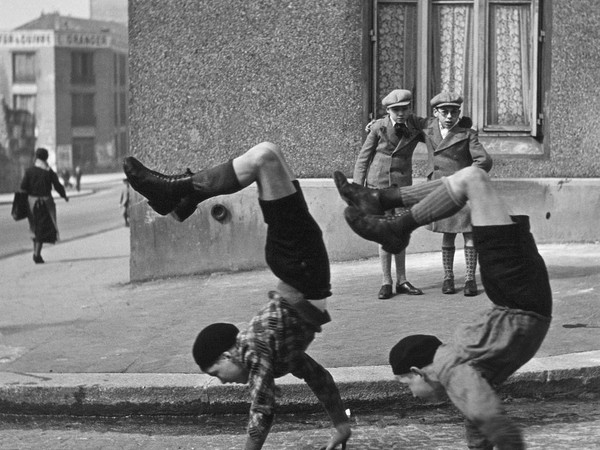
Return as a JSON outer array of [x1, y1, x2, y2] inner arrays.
[[473, 215, 552, 317], [259, 181, 331, 300], [433, 305, 551, 387]]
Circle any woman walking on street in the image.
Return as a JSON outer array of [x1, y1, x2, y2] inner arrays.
[[20, 148, 69, 263]]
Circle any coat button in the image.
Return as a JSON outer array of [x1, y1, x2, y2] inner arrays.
[[434, 165, 440, 170]]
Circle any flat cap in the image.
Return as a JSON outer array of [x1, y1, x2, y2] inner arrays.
[[430, 92, 463, 108], [382, 89, 412, 108], [389, 334, 443, 375]]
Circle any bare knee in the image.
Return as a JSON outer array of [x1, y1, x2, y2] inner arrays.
[[247, 142, 283, 168], [453, 166, 489, 191]]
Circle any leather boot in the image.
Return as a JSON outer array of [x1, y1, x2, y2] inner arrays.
[[171, 160, 242, 222], [123, 157, 195, 215], [333, 171, 385, 215], [344, 206, 418, 254]]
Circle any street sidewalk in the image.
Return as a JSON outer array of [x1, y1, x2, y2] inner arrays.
[[0, 221, 599, 415]]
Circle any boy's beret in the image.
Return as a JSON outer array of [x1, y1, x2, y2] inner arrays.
[[389, 334, 443, 375], [193, 323, 239, 371]]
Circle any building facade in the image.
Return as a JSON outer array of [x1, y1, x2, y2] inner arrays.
[[0, 13, 128, 192], [128, 0, 600, 280], [91, 0, 128, 26]]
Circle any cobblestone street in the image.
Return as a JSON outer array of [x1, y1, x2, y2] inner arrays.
[[1, 397, 598, 449]]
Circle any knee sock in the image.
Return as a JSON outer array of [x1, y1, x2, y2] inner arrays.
[[191, 159, 242, 198], [394, 251, 406, 284], [410, 178, 466, 225], [379, 179, 445, 210], [442, 246, 455, 280], [464, 246, 477, 281], [379, 246, 393, 285]]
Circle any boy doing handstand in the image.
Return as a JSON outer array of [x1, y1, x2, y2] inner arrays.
[[124, 142, 350, 450], [334, 167, 552, 449]]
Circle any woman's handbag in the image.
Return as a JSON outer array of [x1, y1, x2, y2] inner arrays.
[[11, 192, 30, 221]]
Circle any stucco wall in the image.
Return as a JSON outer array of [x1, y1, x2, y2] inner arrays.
[[129, 0, 364, 177], [130, 0, 600, 179], [128, 0, 600, 280], [486, 0, 600, 178], [129, 178, 600, 281]]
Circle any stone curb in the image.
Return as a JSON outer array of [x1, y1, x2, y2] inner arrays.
[[1, 351, 599, 417]]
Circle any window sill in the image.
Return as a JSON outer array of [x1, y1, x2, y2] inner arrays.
[[412, 136, 545, 159], [479, 135, 545, 157]]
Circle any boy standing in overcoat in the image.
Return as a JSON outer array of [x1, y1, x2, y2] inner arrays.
[[424, 92, 492, 296], [353, 89, 426, 299]]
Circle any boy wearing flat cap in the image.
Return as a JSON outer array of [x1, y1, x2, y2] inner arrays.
[[353, 88, 427, 300], [333, 163, 552, 449], [425, 91, 493, 297], [123, 142, 350, 450]]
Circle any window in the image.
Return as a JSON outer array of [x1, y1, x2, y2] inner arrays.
[[71, 51, 95, 84], [71, 93, 95, 126], [115, 130, 128, 159], [119, 53, 127, 86], [113, 53, 118, 86], [113, 92, 128, 127], [114, 92, 119, 126], [372, 0, 542, 138], [114, 53, 127, 87], [12, 52, 36, 83], [119, 92, 127, 126], [13, 94, 36, 114], [72, 137, 96, 172]]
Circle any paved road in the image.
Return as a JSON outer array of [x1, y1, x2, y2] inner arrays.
[[0, 398, 598, 449], [0, 178, 124, 259]]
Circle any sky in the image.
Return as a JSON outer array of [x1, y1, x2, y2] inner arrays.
[[0, 0, 90, 31]]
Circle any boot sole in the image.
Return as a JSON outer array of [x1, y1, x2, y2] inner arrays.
[[147, 200, 177, 216]]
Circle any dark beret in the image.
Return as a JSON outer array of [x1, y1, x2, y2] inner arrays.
[[389, 334, 443, 375], [192, 323, 239, 371]]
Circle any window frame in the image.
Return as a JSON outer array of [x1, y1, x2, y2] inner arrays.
[[119, 92, 127, 126], [72, 137, 96, 171], [13, 94, 36, 114], [12, 52, 36, 83], [370, 0, 543, 139], [71, 93, 96, 126], [71, 51, 95, 85], [118, 53, 127, 87]]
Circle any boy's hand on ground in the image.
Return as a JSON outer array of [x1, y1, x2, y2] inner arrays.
[[320, 422, 351, 449]]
